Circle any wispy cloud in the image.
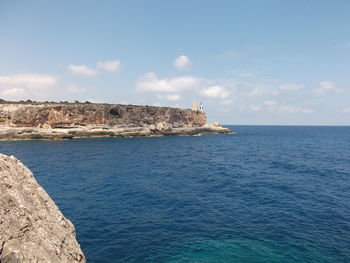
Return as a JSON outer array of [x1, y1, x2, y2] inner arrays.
[[156, 94, 181, 101], [0, 73, 58, 100], [278, 105, 314, 113], [201, 86, 230, 99], [338, 41, 350, 48], [340, 107, 350, 113], [249, 105, 261, 111], [236, 72, 254, 78], [0, 73, 57, 87], [313, 81, 344, 95], [263, 100, 278, 107], [137, 72, 202, 93], [218, 50, 241, 60], [263, 99, 313, 113], [68, 64, 97, 77], [280, 83, 304, 91], [135, 70, 322, 117], [271, 90, 280, 96], [66, 84, 86, 93], [248, 88, 264, 96], [221, 99, 233, 105], [68, 60, 121, 76], [166, 94, 181, 101], [97, 60, 121, 72]]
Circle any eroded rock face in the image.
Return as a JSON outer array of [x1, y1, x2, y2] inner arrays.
[[0, 154, 85, 263], [0, 103, 206, 128], [0, 103, 233, 139]]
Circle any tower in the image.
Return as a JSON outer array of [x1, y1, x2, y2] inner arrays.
[[192, 101, 197, 111], [199, 102, 204, 112]]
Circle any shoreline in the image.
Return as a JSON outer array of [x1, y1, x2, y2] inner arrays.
[[0, 102, 232, 140], [0, 125, 232, 141]]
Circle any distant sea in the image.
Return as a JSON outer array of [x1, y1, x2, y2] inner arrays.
[[1, 126, 349, 263]]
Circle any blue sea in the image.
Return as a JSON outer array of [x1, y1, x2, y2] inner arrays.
[[1, 126, 350, 263]]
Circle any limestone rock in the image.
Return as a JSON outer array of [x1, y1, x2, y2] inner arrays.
[[0, 102, 232, 139], [155, 122, 164, 131], [0, 103, 206, 128], [0, 154, 85, 263], [204, 122, 222, 128]]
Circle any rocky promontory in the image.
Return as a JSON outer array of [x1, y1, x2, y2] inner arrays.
[[0, 102, 231, 140], [0, 154, 85, 263]]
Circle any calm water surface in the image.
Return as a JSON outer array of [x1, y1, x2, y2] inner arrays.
[[0, 126, 349, 263]]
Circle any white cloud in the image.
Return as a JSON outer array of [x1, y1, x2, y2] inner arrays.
[[339, 42, 350, 48], [237, 72, 254, 78], [271, 90, 280, 96], [135, 71, 319, 118], [221, 99, 233, 105], [278, 105, 314, 113], [137, 72, 201, 93], [166, 94, 181, 101], [1, 87, 26, 96], [263, 99, 313, 113], [68, 64, 97, 77], [340, 107, 350, 113], [249, 105, 261, 111], [0, 73, 57, 88], [248, 88, 264, 96], [219, 50, 241, 60], [68, 60, 120, 76], [201, 86, 230, 99], [218, 107, 230, 113], [173, 55, 191, 71], [0, 73, 58, 100], [97, 60, 121, 72], [280, 83, 304, 91], [66, 84, 86, 93], [120, 100, 130, 105], [313, 81, 344, 95], [263, 100, 278, 107]]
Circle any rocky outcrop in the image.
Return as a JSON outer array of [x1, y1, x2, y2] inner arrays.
[[0, 103, 206, 128], [0, 102, 231, 140], [0, 154, 85, 263]]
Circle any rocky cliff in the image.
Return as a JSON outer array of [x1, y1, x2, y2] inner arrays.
[[0, 102, 230, 139], [0, 154, 86, 263], [0, 103, 206, 128]]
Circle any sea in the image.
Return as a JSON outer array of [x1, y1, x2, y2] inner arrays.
[[0, 125, 349, 263]]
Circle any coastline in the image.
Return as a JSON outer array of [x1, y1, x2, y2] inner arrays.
[[0, 125, 232, 140], [0, 102, 232, 140]]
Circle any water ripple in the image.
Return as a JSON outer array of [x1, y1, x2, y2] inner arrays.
[[0, 126, 349, 262]]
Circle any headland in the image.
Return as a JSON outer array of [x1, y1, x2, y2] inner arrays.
[[0, 101, 231, 140]]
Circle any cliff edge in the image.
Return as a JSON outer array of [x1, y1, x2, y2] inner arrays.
[[0, 154, 86, 263], [0, 102, 231, 140]]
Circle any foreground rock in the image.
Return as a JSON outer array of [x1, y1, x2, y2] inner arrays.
[[0, 102, 231, 140], [0, 154, 85, 263]]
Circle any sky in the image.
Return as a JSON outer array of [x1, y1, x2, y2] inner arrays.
[[0, 0, 350, 125]]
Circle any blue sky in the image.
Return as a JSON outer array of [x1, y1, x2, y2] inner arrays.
[[1, 0, 350, 125]]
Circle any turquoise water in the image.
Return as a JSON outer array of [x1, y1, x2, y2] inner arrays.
[[0, 126, 349, 262]]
